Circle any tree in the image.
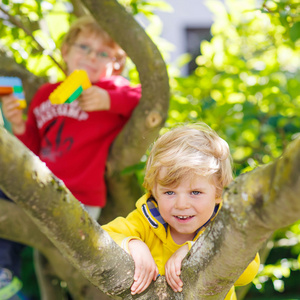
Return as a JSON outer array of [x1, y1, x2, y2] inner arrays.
[[1, 0, 300, 299], [0, 0, 169, 298], [1, 106, 300, 300]]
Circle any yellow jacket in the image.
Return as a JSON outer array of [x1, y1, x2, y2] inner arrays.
[[102, 194, 260, 299]]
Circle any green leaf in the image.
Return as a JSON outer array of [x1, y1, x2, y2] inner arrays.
[[290, 21, 300, 42]]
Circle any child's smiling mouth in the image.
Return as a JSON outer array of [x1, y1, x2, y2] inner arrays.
[[174, 215, 194, 221]]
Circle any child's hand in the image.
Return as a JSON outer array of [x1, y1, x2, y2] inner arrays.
[[165, 244, 189, 293], [1, 94, 25, 135], [128, 239, 159, 295], [77, 86, 110, 112]]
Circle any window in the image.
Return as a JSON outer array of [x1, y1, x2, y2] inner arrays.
[[185, 27, 211, 74]]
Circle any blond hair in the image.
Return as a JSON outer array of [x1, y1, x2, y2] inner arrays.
[[143, 123, 233, 198], [61, 15, 126, 73]]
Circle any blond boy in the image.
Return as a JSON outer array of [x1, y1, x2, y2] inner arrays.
[[103, 123, 260, 298]]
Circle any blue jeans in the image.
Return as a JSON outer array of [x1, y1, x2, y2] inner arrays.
[[0, 191, 25, 277]]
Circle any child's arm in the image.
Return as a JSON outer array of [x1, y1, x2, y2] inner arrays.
[[77, 82, 140, 115], [102, 208, 158, 294], [101, 81, 141, 117], [1, 94, 26, 135], [165, 244, 189, 293], [128, 239, 158, 295], [77, 86, 111, 112], [165, 247, 260, 293]]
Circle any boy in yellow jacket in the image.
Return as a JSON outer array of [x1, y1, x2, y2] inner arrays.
[[102, 123, 260, 298]]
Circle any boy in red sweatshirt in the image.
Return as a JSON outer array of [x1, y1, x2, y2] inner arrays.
[[0, 15, 140, 298]]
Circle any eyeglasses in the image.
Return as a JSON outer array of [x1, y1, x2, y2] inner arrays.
[[72, 43, 115, 61]]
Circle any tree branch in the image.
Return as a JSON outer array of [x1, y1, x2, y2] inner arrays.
[[82, 0, 169, 170], [2, 127, 300, 299], [80, 0, 170, 219], [70, 0, 89, 17], [0, 197, 112, 300], [0, 127, 134, 297]]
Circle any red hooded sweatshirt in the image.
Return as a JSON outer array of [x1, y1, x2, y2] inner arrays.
[[16, 76, 141, 207]]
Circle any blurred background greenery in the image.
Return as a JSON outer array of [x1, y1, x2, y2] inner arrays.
[[1, 0, 300, 299]]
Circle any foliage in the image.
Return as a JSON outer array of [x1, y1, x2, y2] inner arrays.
[[248, 223, 300, 298], [1, 0, 300, 299], [169, 0, 300, 175], [0, 0, 69, 80]]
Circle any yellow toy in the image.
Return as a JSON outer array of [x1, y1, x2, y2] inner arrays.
[[49, 70, 92, 105], [0, 76, 27, 109]]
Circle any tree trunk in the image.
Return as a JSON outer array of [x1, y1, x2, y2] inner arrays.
[[1, 122, 300, 299], [80, 0, 170, 222]]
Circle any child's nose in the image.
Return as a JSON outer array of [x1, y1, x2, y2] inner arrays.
[[87, 50, 98, 60], [174, 195, 190, 209]]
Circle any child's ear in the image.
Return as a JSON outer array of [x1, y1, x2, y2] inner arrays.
[[61, 44, 69, 59]]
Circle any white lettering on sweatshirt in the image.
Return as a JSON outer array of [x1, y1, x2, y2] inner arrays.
[[34, 100, 88, 128]]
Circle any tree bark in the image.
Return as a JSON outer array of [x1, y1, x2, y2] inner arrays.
[[80, 0, 170, 221], [0, 128, 134, 298], [1, 120, 300, 299]]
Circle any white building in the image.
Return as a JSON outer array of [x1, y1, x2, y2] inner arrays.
[[154, 0, 219, 75]]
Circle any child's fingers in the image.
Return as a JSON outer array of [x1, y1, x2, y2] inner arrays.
[[79, 86, 110, 112], [174, 262, 182, 280], [3, 101, 20, 113], [2, 95, 18, 106], [78, 95, 100, 111], [131, 277, 141, 294], [133, 263, 142, 283], [131, 280, 142, 295], [132, 277, 149, 294], [165, 262, 183, 292], [153, 266, 159, 280], [1, 101, 23, 124], [131, 264, 145, 294], [166, 272, 183, 292], [131, 265, 157, 295], [131, 273, 148, 294]]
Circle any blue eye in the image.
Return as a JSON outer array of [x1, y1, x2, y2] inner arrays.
[[191, 191, 200, 195], [165, 191, 174, 195], [78, 44, 90, 52], [96, 51, 109, 58], [73, 43, 112, 60]]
